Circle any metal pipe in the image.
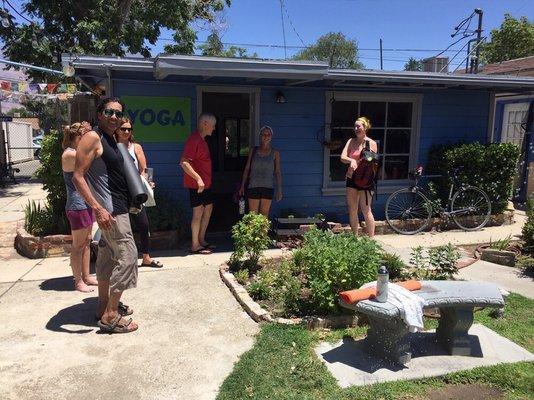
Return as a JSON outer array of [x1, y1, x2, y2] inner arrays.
[[0, 58, 64, 75]]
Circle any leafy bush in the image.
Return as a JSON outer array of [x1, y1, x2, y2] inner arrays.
[[427, 142, 520, 214], [34, 130, 69, 234], [23, 200, 56, 236], [380, 252, 407, 281], [409, 244, 460, 280], [271, 259, 302, 316], [521, 199, 534, 254], [230, 213, 271, 268], [141, 191, 186, 237], [293, 228, 381, 313], [489, 234, 513, 251]]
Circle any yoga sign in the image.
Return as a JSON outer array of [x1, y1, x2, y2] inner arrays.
[[123, 96, 191, 142]]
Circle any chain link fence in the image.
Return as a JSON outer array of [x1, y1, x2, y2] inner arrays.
[[1, 120, 41, 182]]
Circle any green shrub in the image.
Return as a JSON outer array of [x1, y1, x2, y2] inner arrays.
[[380, 252, 407, 281], [409, 244, 460, 280], [142, 190, 186, 237], [270, 259, 302, 316], [230, 213, 271, 267], [248, 280, 271, 301], [293, 228, 381, 313], [489, 234, 513, 251], [34, 130, 69, 234], [427, 142, 520, 214], [234, 269, 249, 285], [521, 199, 534, 254]]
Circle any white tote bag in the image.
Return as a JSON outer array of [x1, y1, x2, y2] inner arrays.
[[140, 175, 156, 207]]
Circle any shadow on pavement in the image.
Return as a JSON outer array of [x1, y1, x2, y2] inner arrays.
[[39, 276, 75, 291], [46, 297, 98, 334]]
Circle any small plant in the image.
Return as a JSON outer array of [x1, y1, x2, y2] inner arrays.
[[489, 234, 513, 251], [271, 258, 302, 316], [230, 213, 271, 268], [516, 255, 534, 276], [23, 200, 56, 236], [522, 199, 534, 255], [380, 252, 407, 281], [408, 244, 460, 280], [248, 280, 271, 300], [293, 227, 381, 313], [234, 269, 249, 285], [427, 181, 444, 217]]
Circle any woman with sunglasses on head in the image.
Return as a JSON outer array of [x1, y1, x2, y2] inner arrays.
[[239, 125, 283, 217], [114, 118, 163, 268], [62, 122, 98, 292]]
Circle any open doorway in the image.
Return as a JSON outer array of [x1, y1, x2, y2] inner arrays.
[[198, 88, 259, 231]]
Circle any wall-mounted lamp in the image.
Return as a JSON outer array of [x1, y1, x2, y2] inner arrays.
[[275, 90, 286, 104]]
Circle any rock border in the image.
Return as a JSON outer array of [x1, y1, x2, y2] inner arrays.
[[219, 263, 358, 329]]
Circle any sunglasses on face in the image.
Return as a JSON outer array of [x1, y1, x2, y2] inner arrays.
[[119, 127, 133, 132], [102, 109, 124, 118]]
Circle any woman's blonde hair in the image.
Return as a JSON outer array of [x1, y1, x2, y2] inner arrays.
[[355, 116, 372, 131], [114, 118, 136, 143], [62, 122, 83, 150]]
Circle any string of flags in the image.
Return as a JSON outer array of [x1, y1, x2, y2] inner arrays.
[[0, 77, 81, 103]]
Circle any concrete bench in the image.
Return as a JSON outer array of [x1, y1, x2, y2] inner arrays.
[[339, 280, 505, 364]]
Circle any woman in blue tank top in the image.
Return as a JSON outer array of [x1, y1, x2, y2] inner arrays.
[[61, 122, 98, 292], [239, 126, 283, 217]]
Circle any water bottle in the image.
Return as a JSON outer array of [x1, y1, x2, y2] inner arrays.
[[376, 265, 389, 303], [238, 197, 246, 215]]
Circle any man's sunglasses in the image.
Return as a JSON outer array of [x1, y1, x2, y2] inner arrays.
[[102, 109, 124, 118], [119, 127, 133, 132]]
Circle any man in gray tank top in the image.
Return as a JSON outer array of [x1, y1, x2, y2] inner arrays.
[[73, 97, 139, 334]]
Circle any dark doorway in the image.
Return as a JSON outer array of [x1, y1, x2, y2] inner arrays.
[[202, 91, 252, 231]]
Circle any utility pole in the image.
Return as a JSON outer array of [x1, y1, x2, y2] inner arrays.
[[474, 8, 483, 73], [279, 0, 287, 60], [380, 39, 383, 70]]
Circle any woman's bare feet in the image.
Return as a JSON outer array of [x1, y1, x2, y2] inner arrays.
[[75, 280, 94, 293], [83, 276, 98, 286]]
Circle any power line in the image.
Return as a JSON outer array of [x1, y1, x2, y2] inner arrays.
[[280, 0, 307, 48], [4, 0, 33, 24]]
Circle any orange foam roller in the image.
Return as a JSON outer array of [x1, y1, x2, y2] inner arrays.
[[339, 280, 422, 304]]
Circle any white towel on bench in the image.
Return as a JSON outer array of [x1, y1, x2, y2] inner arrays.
[[361, 281, 428, 332]]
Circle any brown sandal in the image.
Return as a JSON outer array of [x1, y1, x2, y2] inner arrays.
[[98, 315, 138, 334]]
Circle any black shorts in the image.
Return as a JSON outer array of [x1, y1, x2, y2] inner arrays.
[[247, 187, 274, 200], [346, 177, 372, 192], [189, 188, 213, 208]]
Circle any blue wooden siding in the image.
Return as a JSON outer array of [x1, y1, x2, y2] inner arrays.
[[113, 79, 492, 223]]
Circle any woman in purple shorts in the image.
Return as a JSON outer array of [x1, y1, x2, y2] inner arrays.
[[62, 122, 98, 292]]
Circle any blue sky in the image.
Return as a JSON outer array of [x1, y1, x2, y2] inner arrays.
[[6, 0, 534, 71], [154, 0, 533, 71]]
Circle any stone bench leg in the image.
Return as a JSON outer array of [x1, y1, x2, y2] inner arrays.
[[436, 306, 474, 356], [365, 315, 411, 364]]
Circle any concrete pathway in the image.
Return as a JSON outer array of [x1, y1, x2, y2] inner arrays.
[[0, 250, 260, 400]]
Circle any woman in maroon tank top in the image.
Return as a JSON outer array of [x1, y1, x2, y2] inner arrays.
[[340, 116, 378, 237]]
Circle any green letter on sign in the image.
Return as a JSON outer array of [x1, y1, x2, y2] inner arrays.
[[123, 96, 191, 142]]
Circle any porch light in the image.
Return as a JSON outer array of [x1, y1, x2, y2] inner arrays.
[[275, 90, 286, 104]]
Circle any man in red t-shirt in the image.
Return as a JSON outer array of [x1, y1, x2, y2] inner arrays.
[[180, 112, 216, 254]]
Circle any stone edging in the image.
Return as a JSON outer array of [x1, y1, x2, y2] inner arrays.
[[15, 227, 72, 259], [219, 263, 358, 329]]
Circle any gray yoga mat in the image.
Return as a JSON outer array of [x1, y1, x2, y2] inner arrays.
[[117, 142, 148, 208]]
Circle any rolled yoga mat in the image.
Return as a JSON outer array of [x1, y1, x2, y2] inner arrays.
[[117, 142, 148, 208]]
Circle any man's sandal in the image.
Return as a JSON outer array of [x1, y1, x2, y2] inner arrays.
[[94, 301, 133, 321], [98, 315, 138, 334]]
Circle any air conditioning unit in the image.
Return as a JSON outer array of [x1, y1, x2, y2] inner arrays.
[[423, 57, 449, 73]]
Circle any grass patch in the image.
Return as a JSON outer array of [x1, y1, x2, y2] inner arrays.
[[217, 294, 534, 400]]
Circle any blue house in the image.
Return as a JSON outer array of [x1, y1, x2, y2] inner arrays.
[[67, 54, 534, 230]]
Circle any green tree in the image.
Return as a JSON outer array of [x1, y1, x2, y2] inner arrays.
[[6, 107, 35, 117], [292, 32, 364, 69], [404, 57, 423, 71], [199, 30, 257, 58], [0, 0, 230, 79], [480, 14, 534, 63]]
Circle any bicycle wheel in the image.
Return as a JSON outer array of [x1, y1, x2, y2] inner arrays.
[[451, 186, 491, 231], [385, 188, 432, 234]]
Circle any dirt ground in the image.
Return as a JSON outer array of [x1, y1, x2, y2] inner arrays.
[[413, 383, 505, 400]]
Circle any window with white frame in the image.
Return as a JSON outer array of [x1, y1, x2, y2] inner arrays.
[[324, 92, 421, 189]]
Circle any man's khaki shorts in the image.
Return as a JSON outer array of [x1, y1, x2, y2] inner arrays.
[[96, 213, 138, 293]]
